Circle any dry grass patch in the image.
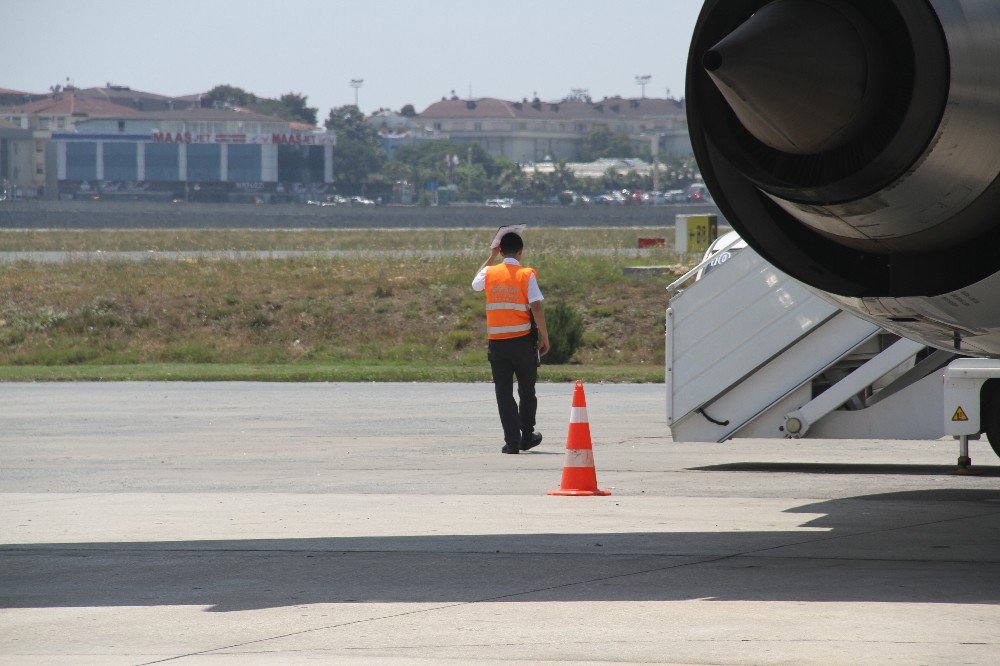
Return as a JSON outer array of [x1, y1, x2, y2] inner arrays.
[[1, 253, 679, 373]]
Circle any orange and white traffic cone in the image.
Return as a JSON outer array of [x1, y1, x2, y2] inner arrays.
[[548, 380, 611, 496]]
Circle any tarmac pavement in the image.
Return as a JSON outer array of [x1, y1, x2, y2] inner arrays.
[[2, 382, 999, 664]]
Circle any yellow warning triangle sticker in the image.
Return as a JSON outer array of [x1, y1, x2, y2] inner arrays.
[[952, 406, 969, 422]]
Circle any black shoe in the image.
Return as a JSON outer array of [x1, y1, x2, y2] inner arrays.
[[519, 432, 543, 451], [501, 445, 520, 454]]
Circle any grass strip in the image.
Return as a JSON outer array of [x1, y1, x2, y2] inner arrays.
[[0, 363, 664, 383], [0, 227, 687, 253]]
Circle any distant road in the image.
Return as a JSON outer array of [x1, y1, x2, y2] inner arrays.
[[0, 200, 724, 230], [0, 248, 664, 264]]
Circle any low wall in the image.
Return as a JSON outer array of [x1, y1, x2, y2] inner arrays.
[[0, 201, 725, 229]]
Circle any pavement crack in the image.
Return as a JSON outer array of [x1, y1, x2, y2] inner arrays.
[[135, 505, 1000, 664], [137, 551, 748, 665]]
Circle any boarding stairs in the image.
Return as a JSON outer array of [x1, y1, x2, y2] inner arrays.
[[665, 238, 955, 443]]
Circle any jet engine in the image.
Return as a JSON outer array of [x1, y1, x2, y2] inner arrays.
[[687, 0, 1000, 356]]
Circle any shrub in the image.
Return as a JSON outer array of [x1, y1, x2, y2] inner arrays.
[[444, 329, 473, 350], [162, 342, 219, 363], [544, 303, 584, 364], [582, 330, 607, 349], [5, 305, 67, 331], [247, 312, 273, 331]]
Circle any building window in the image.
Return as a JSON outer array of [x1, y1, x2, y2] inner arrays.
[[39, 117, 51, 130], [118, 120, 126, 133], [104, 142, 138, 180], [35, 141, 43, 153], [145, 142, 179, 181], [187, 144, 221, 181], [434, 122, 442, 130], [277, 145, 324, 183], [226, 144, 262, 182], [37, 166, 44, 175], [56, 117, 65, 130], [66, 142, 98, 180]]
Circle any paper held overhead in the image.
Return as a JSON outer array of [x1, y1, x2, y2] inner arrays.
[[491, 225, 527, 250]]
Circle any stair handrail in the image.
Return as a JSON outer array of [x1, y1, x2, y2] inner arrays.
[[666, 233, 744, 297]]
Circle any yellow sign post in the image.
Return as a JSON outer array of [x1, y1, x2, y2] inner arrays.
[[675, 214, 719, 255]]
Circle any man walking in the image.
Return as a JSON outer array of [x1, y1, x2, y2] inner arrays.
[[472, 231, 550, 454]]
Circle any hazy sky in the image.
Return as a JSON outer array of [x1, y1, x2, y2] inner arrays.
[[3, 0, 703, 120]]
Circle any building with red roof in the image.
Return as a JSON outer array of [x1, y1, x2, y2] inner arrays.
[[0, 92, 142, 132], [0, 87, 43, 108], [0, 91, 145, 194], [417, 95, 690, 162], [0, 118, 36, 197], [0, 85, 332, 200], [72, 84, 200, 112]]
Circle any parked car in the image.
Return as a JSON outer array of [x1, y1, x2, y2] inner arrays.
[[307, 195, 349, 206], [687, 183, 712, 203]]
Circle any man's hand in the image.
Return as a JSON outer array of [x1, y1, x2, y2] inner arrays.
[[538, 335, 551, 357], [529, 301, 550, 357], [479, 246, 501, 272]]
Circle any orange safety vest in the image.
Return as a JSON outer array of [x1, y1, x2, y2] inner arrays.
[[484, 263, 536, 340]]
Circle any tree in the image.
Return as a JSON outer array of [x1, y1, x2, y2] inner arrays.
[[495, 158, 527, 199], [577, 126, 636, 161], [545, 161, 582, 196], [203, 84, 257, 109], [203, 85, 318, 125], [325, 105, 380, 143], [599, 166, 622, 191], [388, 141, 504, 199], [324, 105, 387, 193], [394, 141, 495, 175], [400, 104, 416, 118], [454, 163, 490, 201], [277, 92, 318, 125], [329, 139, 386, 193]]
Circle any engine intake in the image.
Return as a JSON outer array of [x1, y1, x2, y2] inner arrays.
[[687, 0, 1000, 297]]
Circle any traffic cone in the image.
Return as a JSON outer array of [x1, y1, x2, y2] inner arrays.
[[548, 380, 611, 496]]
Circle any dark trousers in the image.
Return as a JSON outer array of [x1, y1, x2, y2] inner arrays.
[[487, 334, 538, 446]]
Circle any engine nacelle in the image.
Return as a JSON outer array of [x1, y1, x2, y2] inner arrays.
[[687, 0, 1000, 356]]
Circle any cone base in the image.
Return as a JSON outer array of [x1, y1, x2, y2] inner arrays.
[[547, 489, 611, 496]]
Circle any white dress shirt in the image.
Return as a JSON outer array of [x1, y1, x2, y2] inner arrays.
[[472, 257, 544, 303]]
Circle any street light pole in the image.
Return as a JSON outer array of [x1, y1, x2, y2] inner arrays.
[[350, 79, 364, 108], [635, 74, 651, 99], [467, 145, 473, 198]]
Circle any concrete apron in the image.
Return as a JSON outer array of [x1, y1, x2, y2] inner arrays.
[[2, 382, 999, 664]]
